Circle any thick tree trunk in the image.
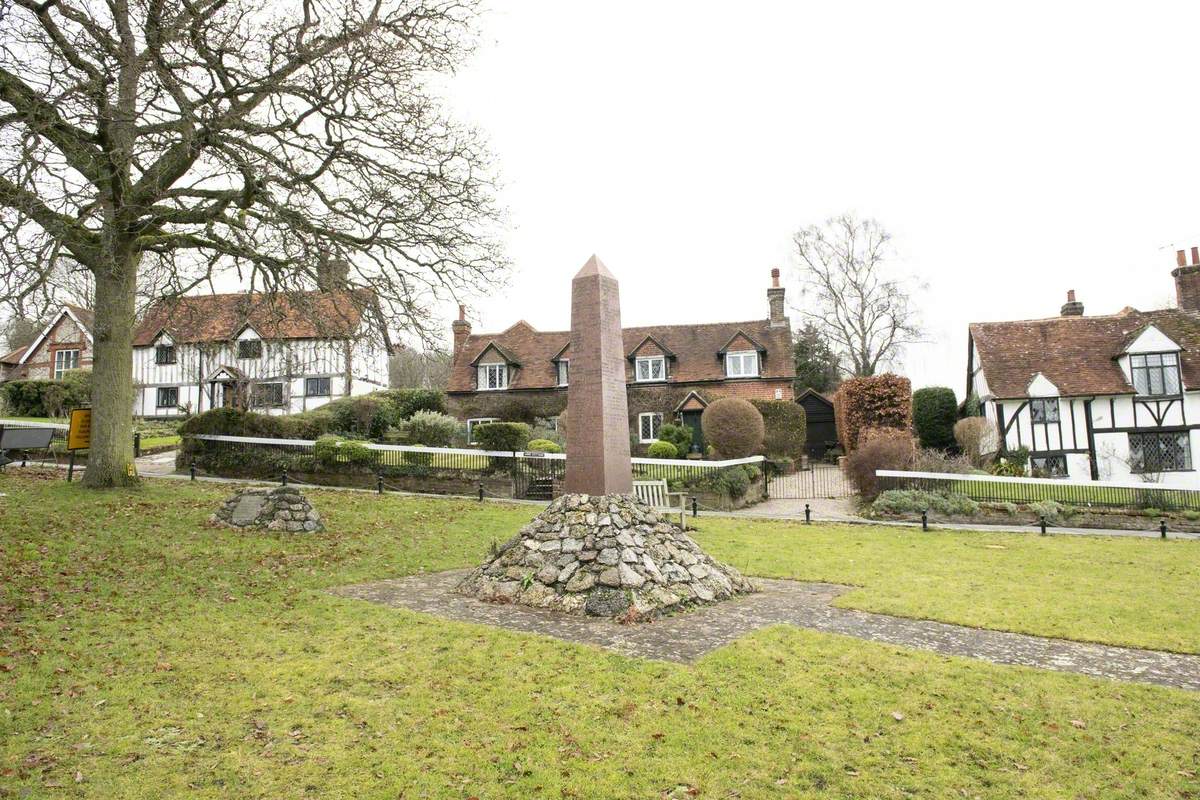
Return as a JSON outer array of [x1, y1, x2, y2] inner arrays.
[[82, 248, 139, 488]]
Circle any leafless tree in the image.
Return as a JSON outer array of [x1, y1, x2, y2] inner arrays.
[[389, 345, 450, 389], [1, 0, 506, 486], [791, 214, 923, 377]]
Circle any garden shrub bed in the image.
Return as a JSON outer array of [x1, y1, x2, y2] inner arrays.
[[869, 490, 1200, 532]]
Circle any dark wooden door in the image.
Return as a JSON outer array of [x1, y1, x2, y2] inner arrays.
[[680, 410, 705, 455]]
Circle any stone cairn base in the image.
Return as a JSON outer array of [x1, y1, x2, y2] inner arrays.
[[210, 487, 324, 533], [456, 493, 756, 620]]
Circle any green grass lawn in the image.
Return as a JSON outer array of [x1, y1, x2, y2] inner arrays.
[[2, 472, 1198, 798]]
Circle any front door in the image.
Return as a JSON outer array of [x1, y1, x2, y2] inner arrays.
[[680, 410, 705, 455]]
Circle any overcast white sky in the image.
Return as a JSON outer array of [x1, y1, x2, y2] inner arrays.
[[436, 1, 1200, 397]]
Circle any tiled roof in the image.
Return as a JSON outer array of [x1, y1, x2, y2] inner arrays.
[[132, 289, 375, 346], [448, 318, 794, 392], [970, 307, 1200, 398], [0, 346, 26, 365]]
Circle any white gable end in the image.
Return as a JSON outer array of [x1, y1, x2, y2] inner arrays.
[[1026, 372, 1059, 397], [1126, 325, 1180, 354]]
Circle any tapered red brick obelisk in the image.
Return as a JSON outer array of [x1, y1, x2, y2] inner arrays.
[[565, 255, 632, 495]]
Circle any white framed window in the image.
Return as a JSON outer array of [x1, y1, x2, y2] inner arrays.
[[477, 362, 508, 391], [635, 356, 666, 382], [638, 412, 663, 443], [467, 417, 499, 444], [725, 350, 759, 378], [53, 349, 80, 379], [556, 360, 569, 386], [156, 386, 179, 408], [305, 377, 331, 397]]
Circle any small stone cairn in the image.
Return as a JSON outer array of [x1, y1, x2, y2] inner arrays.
[[456, 493, 755, 619], [210, 487, 324, 532]]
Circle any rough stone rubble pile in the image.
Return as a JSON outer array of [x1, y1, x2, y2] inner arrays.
[[456, 493, 756, 619], [210, 487, 324, 532]]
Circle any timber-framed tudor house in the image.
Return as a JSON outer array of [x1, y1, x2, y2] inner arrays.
[[2, 290, 391, 418], [446, 268, 795, 454], [967, 247, 1200, 487]]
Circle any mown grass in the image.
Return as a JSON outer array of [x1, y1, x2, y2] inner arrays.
[[1, 472, 1198, 798]]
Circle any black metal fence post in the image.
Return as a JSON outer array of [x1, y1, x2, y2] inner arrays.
[[804, 503, 811, 524], [133, 431, 141, 458], [1039, 515, 1047, 535], [281, 467, 288, 487], [1160, 519, 1168, 539], [377, 472, 384, 495], [921, 509, 928, 531], [189, 458, 196, 481], [691, 497, 698, 518], [478, 481, 484, 502]]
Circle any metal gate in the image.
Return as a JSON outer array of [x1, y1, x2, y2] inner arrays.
[[769, 464, 855, 499]]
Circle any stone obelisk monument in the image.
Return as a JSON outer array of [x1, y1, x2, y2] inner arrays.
[[564, 255, 633, 495]]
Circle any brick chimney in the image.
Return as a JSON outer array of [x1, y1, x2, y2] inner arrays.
[[1172, 247, 1200, 312], [1060, 289, 1084, 316], [767, 268, 787, 327], [451, 304, 471, 355]]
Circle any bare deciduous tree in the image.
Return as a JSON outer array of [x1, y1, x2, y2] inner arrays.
[[0, 0, 505, 486], [389, 346, 450, 389], [791, 214, 923, 377]]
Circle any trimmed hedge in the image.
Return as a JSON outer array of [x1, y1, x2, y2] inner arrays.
[[833, 374, 912, 453], [526, 438, 563, 453], [750, 399, 807, 461], [472, 421, 532, 452], [0, 370, 92, 417], [701, 398, 765, 459], [647, 440, 679, 459], [912, 386, 958, 450], [383, 388, 446, 420]]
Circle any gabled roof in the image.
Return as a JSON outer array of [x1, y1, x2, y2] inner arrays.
[[795, 387, 834, 407], [626, 334, 676, 361], [469, 340, 522, 367], [132, 289, 379, 346], [1, 346, 27, 366], [970, 306, 1200, 398], [448, 317, 794, 392], [18, 305, 94, 365], [717, 329, 767, 355]]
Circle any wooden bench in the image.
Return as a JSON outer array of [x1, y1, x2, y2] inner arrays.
[[633, 479, 688, 529], [0, 425, 55, 469]]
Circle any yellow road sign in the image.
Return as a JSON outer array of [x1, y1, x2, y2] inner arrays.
[[67, 407, 91, 451]]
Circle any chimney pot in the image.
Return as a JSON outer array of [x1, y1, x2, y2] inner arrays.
[[458, 303, 466, 322], [770, 267, 780, 288], [1067, 289, 1075, 302], [1191, 247, 1199, 266], [1178, 250, 1188, 267]]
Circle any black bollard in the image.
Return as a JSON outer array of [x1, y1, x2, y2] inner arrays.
[[804, 503, 811, 524], [281, 467, 288, 487], [921, 509, 928, 531], [189, 458, 196, 481], [1161, 519, 1168, 539], [134, 431, 141, 458], [1039, 515, 1047, 535], [377, 473, 384, 495], [692, 497, 698, 517], [478, 481, 484, 502]]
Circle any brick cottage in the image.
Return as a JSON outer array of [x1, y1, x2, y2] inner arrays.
[[0, 305, 94, 382], [446, 267, 795, 454]]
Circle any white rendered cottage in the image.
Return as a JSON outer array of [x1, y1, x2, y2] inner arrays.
[[966, 248, 1200, 487], [131, 290, 390, 417]]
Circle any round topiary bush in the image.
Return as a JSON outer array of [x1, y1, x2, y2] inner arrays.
[[701, 398, 765, 459], [647, 440, 679, 459], [405, 410, 462, 447], [526, 438, 563, 453], [912, 386, 958, 450]]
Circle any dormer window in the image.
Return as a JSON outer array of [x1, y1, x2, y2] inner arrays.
[[238, 339, 263, 360], [635, 356, 666, 382], [1130, 352, 1181, 397], [1029, 398, 1059, 423], [155, 344, 176, 365], [725, 350, 760, 378], [478, 362, 508, 390], [556, 360, 569, 386]]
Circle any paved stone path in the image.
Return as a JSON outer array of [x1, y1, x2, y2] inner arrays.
[[332, 570, 1200, 691]]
